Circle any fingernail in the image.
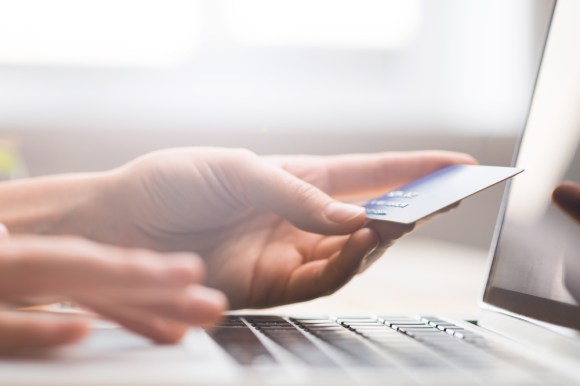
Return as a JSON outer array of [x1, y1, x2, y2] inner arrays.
[[325, 202, 365, 224], [168, 255, 200, 270], [188, 287, 228, 310]]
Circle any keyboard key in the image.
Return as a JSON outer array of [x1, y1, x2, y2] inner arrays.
[[210, 319, 277, 367], [251, 316, 338, 367], [346, 323, 451, 369], [294, 319, 392, 367]]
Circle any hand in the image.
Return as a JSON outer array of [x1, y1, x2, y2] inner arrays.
[[553, 182, 580, 302], [0, 224, 226, 354], [552, 181, 580, 223], [90, 148, 476, 309]]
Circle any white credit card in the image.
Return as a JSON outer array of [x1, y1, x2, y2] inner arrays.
[[364, 164, 524, 224]]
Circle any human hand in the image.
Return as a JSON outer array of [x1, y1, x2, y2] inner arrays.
[[552, 181, 580, 223], [88, 148, 475, 309], [552, 182, 580, 302], [0, 224, 226, 354]]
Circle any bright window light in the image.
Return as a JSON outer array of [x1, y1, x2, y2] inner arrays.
[[0, 0, 202, 67], [222, 0, 421, 50]]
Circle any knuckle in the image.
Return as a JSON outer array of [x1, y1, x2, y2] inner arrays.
[[293, 181, 320, 206], [168, 252, 206, 282], [188, 254, 206, 279], [121, 249, 162, 273], [216, 148, 260, 204], [229, 148, 259, 166]]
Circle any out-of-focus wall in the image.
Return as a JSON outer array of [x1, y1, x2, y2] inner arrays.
[[0, 0, 553, 251], [0, 1, 553, 140]]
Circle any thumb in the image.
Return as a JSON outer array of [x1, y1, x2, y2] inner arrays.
[[240, 160, 366, 235]]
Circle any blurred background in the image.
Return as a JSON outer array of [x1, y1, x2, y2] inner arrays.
[[0, 0, 554, 250]]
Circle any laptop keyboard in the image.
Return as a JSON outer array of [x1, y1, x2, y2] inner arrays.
[[208, 314, 537, 371], [207, 316, 277, 366]]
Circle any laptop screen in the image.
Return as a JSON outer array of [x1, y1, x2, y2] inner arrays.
[[484, 0, 580, 330]]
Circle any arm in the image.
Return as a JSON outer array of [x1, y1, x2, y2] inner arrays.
[[0, 148, 477, 309], [0, 174, 105, 237]]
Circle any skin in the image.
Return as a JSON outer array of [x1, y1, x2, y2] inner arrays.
[[553, 181, 580, 302], [0, 148, 476, 310], [552, 181, 580, 223], [0, 148, 477, 353], [0, 225, 226, 352]]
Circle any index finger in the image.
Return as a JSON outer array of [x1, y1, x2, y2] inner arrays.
[[0, 311, 88, 352], [270, 151, 478, 198], [0, 236, 204, 301], [283, 228, 379, 304], [552, 181, 580, 223]]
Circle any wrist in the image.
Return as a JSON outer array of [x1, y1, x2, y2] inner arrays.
[[77, 167, 152, 248], [70, 168, 149, 247], [0, 171, 114, 239]]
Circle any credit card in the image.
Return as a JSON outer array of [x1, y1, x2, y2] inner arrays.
[[364, 164, 524, 224]]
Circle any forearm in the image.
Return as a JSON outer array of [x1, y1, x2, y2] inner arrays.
[[0, 173, 112, 238]]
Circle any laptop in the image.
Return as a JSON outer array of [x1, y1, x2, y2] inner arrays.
[[1, 0, 579, 385]]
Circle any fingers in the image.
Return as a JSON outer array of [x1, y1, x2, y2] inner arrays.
[[307, 235, 350, 262], [367, 220, 415, 243], [0, 235, 228, 345], [564, 254, 580, 303], [85, 303, 190, 344], [0, 311, 89, 352], [552, 181, 580, 223], [281, 220, 415, 304], [0, 223, 9, 240], [238, 155, 366, 235], [284, 228, 379, 303], [356, 221, 415, 273], [139, 286, 227, 327], [237, 150, 474, 235], [84, 286, 226, 344], [81, 285, 227, 341], [272, 151, 478, 198], [0, 236, 204, 301]]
